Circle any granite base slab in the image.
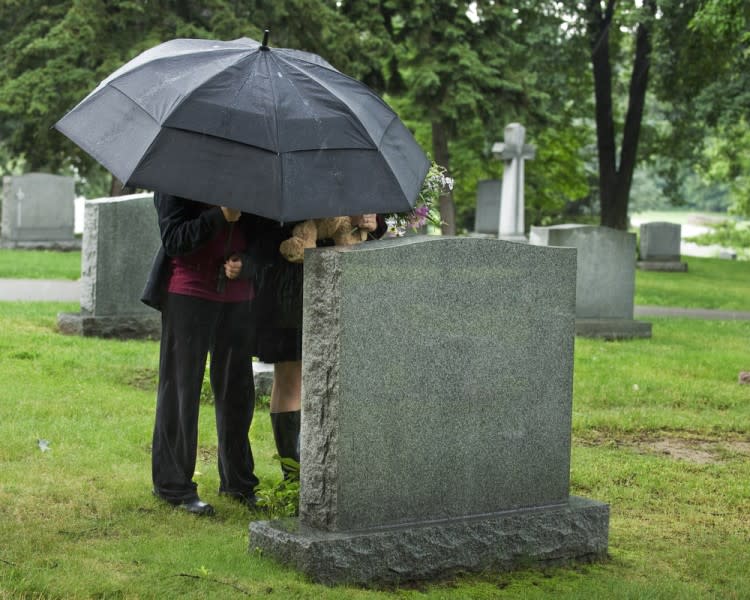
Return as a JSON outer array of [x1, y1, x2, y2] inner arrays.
[[575, 318, 652, 340], [249, 496, 609, 586], [637, 260, 688, 272], [57, 312, 160, 340]]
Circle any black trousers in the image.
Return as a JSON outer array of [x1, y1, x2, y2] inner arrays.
[[152, 293, 259, 503]]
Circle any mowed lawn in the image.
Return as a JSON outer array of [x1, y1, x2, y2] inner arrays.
[[0, 254, 748, 598]]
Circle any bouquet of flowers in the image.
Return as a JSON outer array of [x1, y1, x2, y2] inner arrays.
[[385, 161, 453, 237]]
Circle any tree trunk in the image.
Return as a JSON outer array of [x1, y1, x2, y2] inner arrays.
[[612, 0, 656, 230], [431, 120, 456, 235], [587, 1, 618, 228], [109, 176, 134, 197], [588, 0, 655, 231]]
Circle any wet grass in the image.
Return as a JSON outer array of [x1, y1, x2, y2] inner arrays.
[[635, 256, 750, 311], [0, 300, 748, 598], [0, 248, 81, 280]]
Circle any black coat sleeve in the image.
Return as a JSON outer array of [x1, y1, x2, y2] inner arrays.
[[142, 193, 230, 311], [155, 192, 226, 257]]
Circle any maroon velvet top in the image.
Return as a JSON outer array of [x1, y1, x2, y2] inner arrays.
[[167, 224, 253, 303]]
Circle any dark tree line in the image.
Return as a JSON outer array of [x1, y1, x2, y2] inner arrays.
[[1, 0, 747, 229]]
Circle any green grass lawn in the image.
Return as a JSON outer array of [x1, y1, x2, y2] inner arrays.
[[635, 256, 750, 311], [0, 248, 81, 280], [630, 210, 731, 226], [1, 296, 748, 598]]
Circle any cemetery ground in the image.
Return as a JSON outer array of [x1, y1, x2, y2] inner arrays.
[[0, 257, 748, 598], [0, 249, 80, 280]]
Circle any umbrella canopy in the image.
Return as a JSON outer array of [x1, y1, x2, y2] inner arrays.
[[55, 35, 430, 222]]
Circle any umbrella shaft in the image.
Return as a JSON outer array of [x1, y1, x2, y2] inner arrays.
[[216, 264, 227, 293], [216, 221, 235, 293]]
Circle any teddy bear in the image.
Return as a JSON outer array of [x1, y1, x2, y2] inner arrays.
[[279, 216, 368, 263]]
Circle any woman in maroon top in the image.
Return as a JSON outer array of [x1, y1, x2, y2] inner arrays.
[[145, 192, 260, 516]]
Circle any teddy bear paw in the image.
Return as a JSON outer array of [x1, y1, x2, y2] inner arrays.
[[280, 238, 306, 263]]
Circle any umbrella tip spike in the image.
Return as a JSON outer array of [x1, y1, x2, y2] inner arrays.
[[261, 29, 270, 49]]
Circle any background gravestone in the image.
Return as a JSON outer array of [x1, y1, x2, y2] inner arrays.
[[1, 173, 78, 249], [250, 236, 609, 585], [637, 222, 687, 272], [58, 193, 161, 339], [473, 179, 502, 235], [530, 224, 652, 339]]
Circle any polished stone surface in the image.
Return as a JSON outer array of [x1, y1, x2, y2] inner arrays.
[[300, 236, 577, 531]]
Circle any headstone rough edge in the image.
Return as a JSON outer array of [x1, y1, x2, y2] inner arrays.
[[300, 248, 343, 531]]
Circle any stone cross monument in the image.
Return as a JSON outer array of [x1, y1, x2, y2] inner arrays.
[[492, 123, 535, 242]]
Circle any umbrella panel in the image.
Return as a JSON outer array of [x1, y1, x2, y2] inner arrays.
[[127, 127, 417, 221], [129, 127, 282, 217], [377, 118, 431, 209], [163, 53, 379, 152], [55, 37, 431, 220], [275, 55, 397, 151], [55, 86, 160, 185], [280, 148, 414, 221], [104, 51, 251, 125]]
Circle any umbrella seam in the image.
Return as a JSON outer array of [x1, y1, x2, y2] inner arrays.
[[275, 51, 394, 116], [266, 52, 285, 221], [370, 118, 417, 206], [272, 53, 388, 149], [109, 50, 256, 126], [158, 124, 279, 153], [94, 46, 252, 96], [105, 84, 165, 181], [57, 84, 162, 184], [163, 51, 286, 154], [105, 83, 163, 125]]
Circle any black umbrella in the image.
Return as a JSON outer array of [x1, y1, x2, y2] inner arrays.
[[55, 33, 429, 222]]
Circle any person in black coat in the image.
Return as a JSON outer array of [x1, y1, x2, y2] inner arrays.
[[142, 192, 261, 515]]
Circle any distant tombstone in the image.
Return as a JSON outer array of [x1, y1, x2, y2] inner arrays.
[[637, 222, 687, 272], [473, 179, 502, 234], [250, 237, 610, 585], [530, 224, 652, 340], [492, 123, 535, 241], [1, 173, 78, 249], [57, 193, 161, 339], [253, 362, 274, 397]]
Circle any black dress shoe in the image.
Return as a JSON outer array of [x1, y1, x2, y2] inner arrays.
[[153, 491, 216, 516], [175, 499, 215, 516], [220, 491, 259, 510]]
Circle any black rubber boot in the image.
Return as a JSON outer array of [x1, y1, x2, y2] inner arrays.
[[270, 410, 301, 479]]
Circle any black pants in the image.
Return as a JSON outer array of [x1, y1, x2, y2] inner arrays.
[[152, 293, 259, 503]]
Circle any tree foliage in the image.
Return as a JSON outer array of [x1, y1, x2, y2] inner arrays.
[[0, 0, 746, 222], [645, 0, 750, 216], [357, 0, 593, 232]]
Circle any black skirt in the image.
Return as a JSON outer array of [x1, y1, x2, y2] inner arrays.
[[252, 256, 303, 363], [249, 216, 385, 363], [250, 222, 304, 363]]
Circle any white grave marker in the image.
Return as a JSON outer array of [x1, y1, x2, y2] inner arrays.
[[492, 123, 535, 242]]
